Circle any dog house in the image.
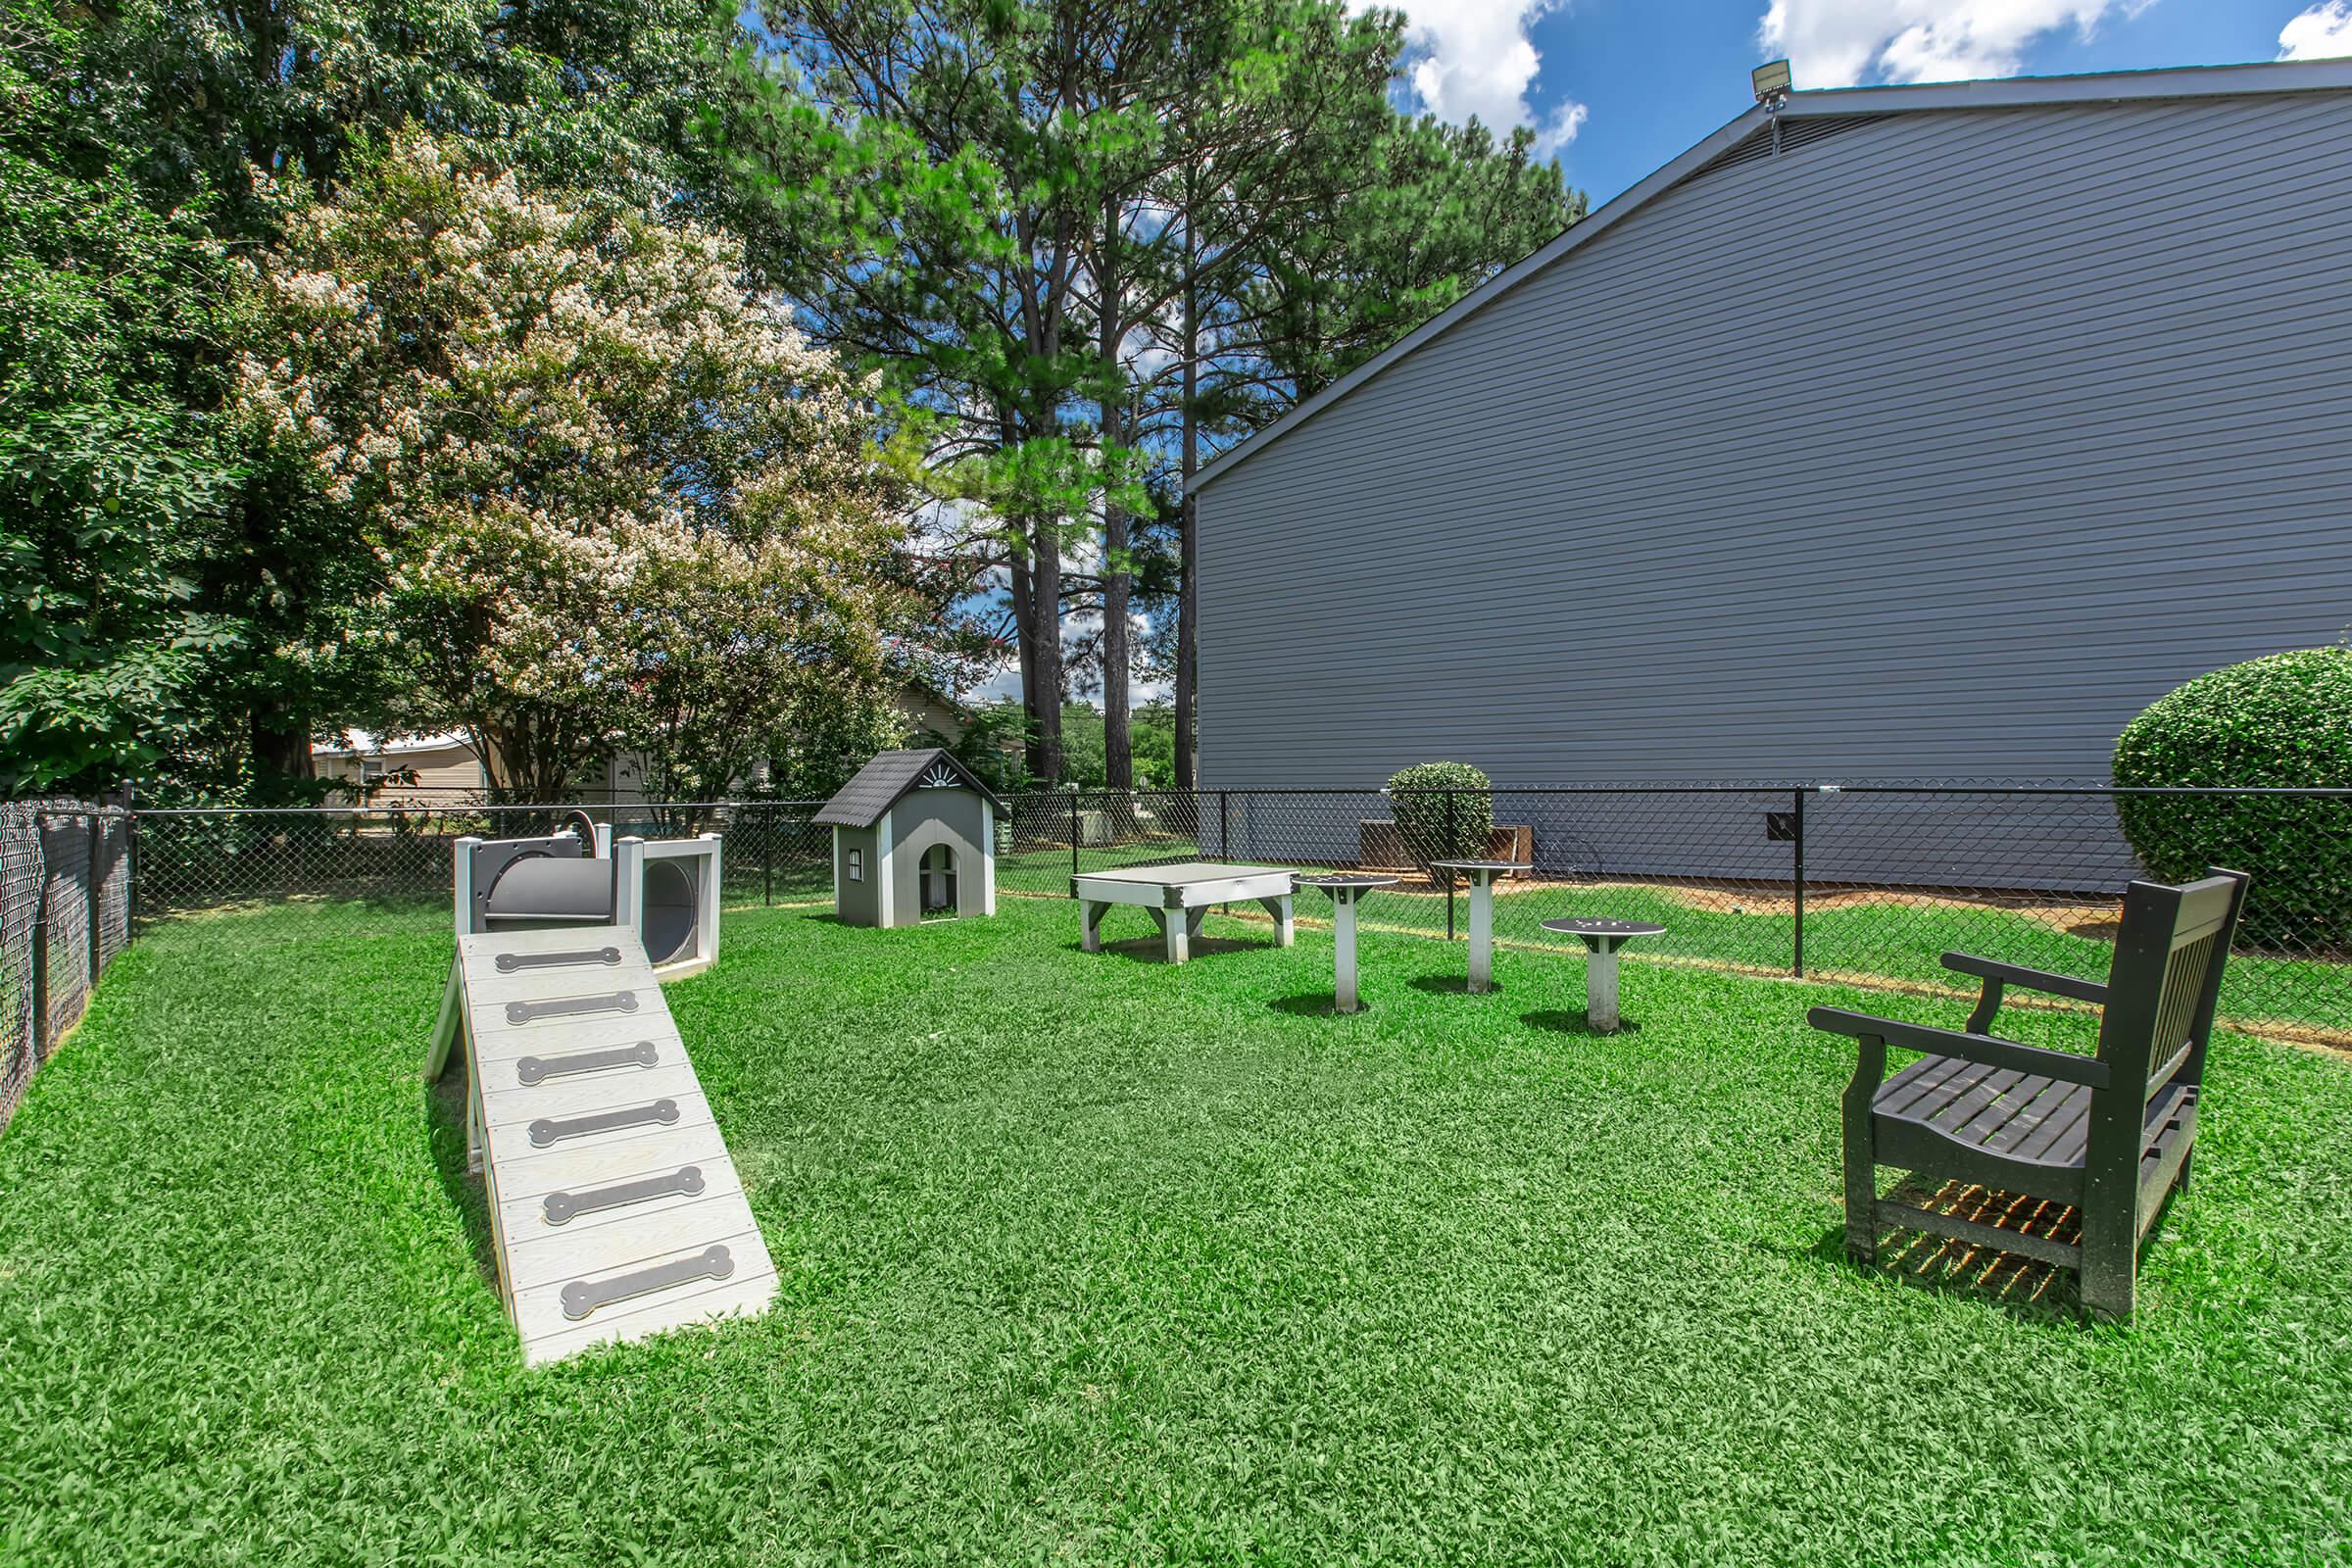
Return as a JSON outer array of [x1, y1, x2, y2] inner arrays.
[[452, 813, 722, 979], [816, 750, 1000, 927]]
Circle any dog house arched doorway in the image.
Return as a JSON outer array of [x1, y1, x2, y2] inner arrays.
[[918, 842, 959, 918]]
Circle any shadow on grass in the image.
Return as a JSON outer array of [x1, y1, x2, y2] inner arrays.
[[1089, 934, 1267, 964], [1518, 1007, 1641, 1038], [1267, 990, 1359, 1017], [1801, 1191, 2091, 1327], [423, 1059, 500, 1287], [1406, 972, 1492, 997]]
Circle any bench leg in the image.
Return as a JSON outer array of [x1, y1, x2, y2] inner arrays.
[[2079, 1210, 2137, 1324], [1841, 1040, 1885, 1265], [1258, 895, 1294, 948], [1080, 900, 1108, 954]]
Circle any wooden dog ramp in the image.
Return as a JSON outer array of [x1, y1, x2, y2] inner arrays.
[[432, 926, 775, 1365]]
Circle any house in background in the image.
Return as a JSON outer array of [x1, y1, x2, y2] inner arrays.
[[313, 682, 969, 803], [1192, 61, 2352, 809], [313, 731, 485, 804]]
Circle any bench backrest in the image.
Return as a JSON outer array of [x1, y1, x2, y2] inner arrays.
[[2094, 868, 2251, 1100]]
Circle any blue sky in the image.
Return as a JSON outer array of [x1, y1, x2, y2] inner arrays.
[[1380, 0, 2352, 204]]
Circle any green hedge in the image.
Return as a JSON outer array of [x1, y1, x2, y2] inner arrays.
[[1387, 761, 1494, 872], [2112, 648, 2352, 950]]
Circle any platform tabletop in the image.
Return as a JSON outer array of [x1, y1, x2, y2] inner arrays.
[[1540, 917, 1667, 938], [1301, 874, 1401, 891], [1073, 862, 1294, 886], [1429, 859, 1531, 873]]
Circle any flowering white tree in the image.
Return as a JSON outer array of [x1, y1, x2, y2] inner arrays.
[[234, 135, 913, 799]]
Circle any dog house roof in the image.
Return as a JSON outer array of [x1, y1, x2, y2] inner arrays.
[[813, 749, 1004, 829]]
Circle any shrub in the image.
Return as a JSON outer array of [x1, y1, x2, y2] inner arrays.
[[1386, 761, 1494, 873], [2112, 649, 2352, 950]]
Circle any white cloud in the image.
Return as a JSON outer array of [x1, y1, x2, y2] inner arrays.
[[1357, 0, 1583, 158], [2279, 1, 2352, 59], [1533, 99, 1590, 159], [1758, 0, 2145, 89]]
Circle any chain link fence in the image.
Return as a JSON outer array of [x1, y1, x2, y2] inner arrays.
[[1001, 784, 2351, 1049], [128, 801, 835, 916], [1, 801, 134, 1131], [35, 782, 2352, 1112]]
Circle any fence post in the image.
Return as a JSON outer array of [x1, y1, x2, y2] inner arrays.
[[1069, 792, 1081, 882], [123, 785, 139, 929], [1791, 787, 1807, 978], [29, 847, 49, 1061], [86, 809, 104, 987], [1445, 791, 1457, 941], [1218, 790, 1229, 859], [761, 804, 773, 907]]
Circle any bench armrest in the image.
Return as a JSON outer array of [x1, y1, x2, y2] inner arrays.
[[1939, 951, 2106, 1033], [1808, 1006, 2111, 1090]]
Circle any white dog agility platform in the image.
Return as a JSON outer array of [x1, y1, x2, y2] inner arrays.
[[428, 925, 774, 1365]]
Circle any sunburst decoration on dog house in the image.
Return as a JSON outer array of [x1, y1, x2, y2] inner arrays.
[[813, 749, 1003, 927]]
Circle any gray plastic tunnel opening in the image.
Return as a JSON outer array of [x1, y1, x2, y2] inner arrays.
[[482, 854, 699, 965], [639, 858, 697, 964]]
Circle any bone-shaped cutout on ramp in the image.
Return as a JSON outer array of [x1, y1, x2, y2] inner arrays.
[[514, 1041, 659, 1086], [527, 1098, 678, 1148], [495, 946, 621, 974], [561, 1244, 734, 1320], [541, 1165, 706, 1226], [506, 990, 638, 1026]]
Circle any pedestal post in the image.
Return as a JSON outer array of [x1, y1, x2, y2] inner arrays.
[[1588, 940, 1621, 1032], [1467, 873, 1495, 994], [1334, 893, 1361, 1013]]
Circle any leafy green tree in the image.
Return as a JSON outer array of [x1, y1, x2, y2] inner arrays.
[[235, 138, 915, 802], [720, 0, 1198, 784], [2, 0, 745, 797], [0, 0, 238, 792]]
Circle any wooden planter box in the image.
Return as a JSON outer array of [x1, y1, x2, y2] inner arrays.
[[1359, 819, 1533, 873]]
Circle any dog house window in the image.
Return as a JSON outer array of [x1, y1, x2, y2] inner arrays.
[[919, 844, 957, 916], [847, 848, 863, 882]]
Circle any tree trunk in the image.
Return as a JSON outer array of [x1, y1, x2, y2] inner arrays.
[[1099, 230, 1132, 793], [249, 710, 313, 802], [1028, 515, 1066, 784], [1009, 548, 1042, 780], [1174, 167, 1201, 791]]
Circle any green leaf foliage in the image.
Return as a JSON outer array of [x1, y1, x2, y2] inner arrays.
[[1385, 759, 1494, 869], [2112, 648, 2352, 948]]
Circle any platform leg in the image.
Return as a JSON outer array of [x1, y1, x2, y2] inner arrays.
[[426, 956, 465, 1079], [466, 1069, 484, 1177], [1260, 894, 1295, 948], [1163, 906, 1190, 964], [1334, 895, 1360, 1013], [1467, 878, 1494, 993], [1080, 899, 1107, 954], [1588, 944, 1620, 1032]]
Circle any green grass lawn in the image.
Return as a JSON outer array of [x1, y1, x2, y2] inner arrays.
[[7, 895, 2352, 1565]]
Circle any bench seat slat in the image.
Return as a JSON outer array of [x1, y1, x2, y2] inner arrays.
[[2008, 1085, 2094, 1163], [1874, 1058, 2100, 1171], [1875, 1054, 1977, 1120]]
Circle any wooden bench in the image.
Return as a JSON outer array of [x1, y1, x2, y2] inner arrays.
[[1809, 868, 2249, 1321]]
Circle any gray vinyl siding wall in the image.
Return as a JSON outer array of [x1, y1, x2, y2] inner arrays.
[[1195, 91, 2352, 806]]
